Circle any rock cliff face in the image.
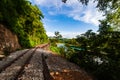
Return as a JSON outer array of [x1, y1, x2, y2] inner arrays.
[[0, 24, 21, 55]]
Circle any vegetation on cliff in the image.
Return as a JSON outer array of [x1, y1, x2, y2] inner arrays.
[[0, 0, 48, 48]]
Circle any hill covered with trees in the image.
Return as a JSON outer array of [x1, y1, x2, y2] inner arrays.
[[0, 0, 48, 48]]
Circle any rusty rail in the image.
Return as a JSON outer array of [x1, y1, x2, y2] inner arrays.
[[36, 43, 50, 50]]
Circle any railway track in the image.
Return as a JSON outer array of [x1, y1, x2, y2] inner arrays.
[[0, 43, 93, 80], [0, 44, 51, 80]]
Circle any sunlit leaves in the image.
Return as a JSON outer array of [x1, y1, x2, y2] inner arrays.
[[0, 0, 48, 48]]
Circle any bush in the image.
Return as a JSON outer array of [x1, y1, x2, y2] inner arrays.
[[50, 46, 61, 54]]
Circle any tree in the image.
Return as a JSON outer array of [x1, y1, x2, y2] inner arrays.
[[62, 0, 120, 80], [54, 31, 62, 39], [0, 0, 48, 48]]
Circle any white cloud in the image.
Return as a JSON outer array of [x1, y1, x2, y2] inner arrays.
[[31, 0, 104, 26], [64, 0, 104, 26], [61, 32, 82, 38], [46, 32, 54, 37], [33, 0, 63, 9], [46, 31, 82, 39]]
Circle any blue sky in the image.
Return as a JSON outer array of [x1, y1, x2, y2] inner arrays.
[[30, 0, 104, 38]]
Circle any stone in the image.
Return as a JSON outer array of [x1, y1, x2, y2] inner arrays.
[[0, 24, 21, 53]]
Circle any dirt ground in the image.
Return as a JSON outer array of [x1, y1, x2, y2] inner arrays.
[[44, 50, 94, 80]]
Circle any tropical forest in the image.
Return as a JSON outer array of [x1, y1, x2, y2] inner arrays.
[[0, 0, 120, 80]]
